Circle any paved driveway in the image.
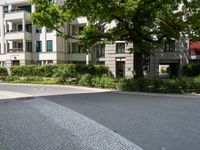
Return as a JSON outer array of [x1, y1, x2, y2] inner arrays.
[[0, 83, 200, 150]]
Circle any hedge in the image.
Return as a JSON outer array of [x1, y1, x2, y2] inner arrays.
[[120, 77, 200, 94], [2, 64, 200, 94], [10, 64, 109, 78], [0, 67, 8, 76], [10, 65, 58, 77], [183, 64, 200, 77]]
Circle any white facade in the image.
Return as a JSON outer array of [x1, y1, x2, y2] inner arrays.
[[0, 0, 91, 68]]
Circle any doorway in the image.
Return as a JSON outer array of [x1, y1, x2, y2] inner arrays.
[[116, 61, 125, 78], [12, 60, 20, 66]]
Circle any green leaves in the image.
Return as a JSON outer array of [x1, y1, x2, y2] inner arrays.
[[31, 0, 200, 50]]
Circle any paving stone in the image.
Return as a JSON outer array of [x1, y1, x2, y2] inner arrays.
[[0, 98, 142, 150]]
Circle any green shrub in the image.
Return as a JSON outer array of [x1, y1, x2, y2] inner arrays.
[[91, 75, 116, 89], [121, 77, 184, 93], [53, 64, 77, 82], [193, 76, 200, 93], [78, 74, 93, 87], [183, 64, 200, 77], [10, 65, 57, 77], [75, 64, 109, 76], [0, 67, 8, 76], [10, 64, 109, 78], [5, 76, 20, 82], [36, 65, 58, 77]]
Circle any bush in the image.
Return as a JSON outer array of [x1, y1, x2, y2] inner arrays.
[[78, 74, 93, 87], [10, 64, 109, 79], [75, 64, 109, 76], [193, 76, 200, 93], [183, 64, 200, 77], [53, 64, 77, 82], [5, 76, 21, 82], [0, 67, 8, 76], [91, 75, 116, 89], [10, 65, 57, 77], [120, 77, 191, 94]]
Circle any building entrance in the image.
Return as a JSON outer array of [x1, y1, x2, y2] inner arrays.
[[12, 60, 20, 66], [116, 61, 125, 78]]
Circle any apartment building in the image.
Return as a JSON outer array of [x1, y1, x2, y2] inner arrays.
[[0, 0, 191, 78], [0, 0, 90, 66]]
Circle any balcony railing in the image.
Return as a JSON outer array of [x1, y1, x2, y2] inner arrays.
[[6, 30, 32, 33], [5, 8, 31, 14], [8, 48, 23, 53]]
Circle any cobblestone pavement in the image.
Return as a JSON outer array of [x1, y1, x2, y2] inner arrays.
[[0, 97, 142, 150]]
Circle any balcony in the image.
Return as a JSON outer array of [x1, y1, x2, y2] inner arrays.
[[5, 31, 32, 41], [7, 48, 23, 53], [0, 0, 28, 5], [68, 53, 91, 62], [71, 17, 88, 25], [4, 10, 31, 21]]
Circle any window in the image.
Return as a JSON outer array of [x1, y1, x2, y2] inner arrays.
[[79, 45, 85, 53], [18, 43, 23, 49], [26, 24, 32, 32], [47, 60, 53, 64], [48, 0, 53, 5], [96, 44, 105, 58], [27, 42, 32, 52], [18, 5, 32, 13], [36, 41, 42, 52], [6, 24, 9, 32], [36, 28, 42, 33], [79, 27, 84, 32], [46, 28, 53, 33], [18, 25, 22, 31], [47, 40, 53, 52], [3, 6, 9, 13], [116, 43, 125, 53], [143, 54, 150, 72], [165, 40, 175, 52]]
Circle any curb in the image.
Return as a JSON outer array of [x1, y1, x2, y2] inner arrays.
[[0, 83, 200, 99], [114, 91, 200, 99], [0, 82, 112, 92]]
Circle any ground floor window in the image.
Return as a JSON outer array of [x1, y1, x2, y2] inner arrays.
[[189, 60, 200, 64], [37, 60, 54, 65], [97, 61, 105, 65], [143, 54, 150, 72], [0, 61, 5, 67]]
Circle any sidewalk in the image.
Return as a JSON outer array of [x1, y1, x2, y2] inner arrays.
[[0, 91, 32, 100]]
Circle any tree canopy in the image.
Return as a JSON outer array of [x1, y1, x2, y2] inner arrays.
[[31, 0, 200, 78]]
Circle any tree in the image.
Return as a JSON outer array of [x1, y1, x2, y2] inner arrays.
[[31, 0, 200, 78]]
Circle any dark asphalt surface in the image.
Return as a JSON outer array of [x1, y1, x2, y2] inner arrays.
[[45, 93, 200, 150], [0, 84, 200, 150]]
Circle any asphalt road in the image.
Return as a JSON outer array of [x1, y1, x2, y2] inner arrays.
[[0, 83, 200, 150]]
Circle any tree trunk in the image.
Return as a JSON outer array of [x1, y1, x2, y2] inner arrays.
[[134, 52, 144, 79]]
